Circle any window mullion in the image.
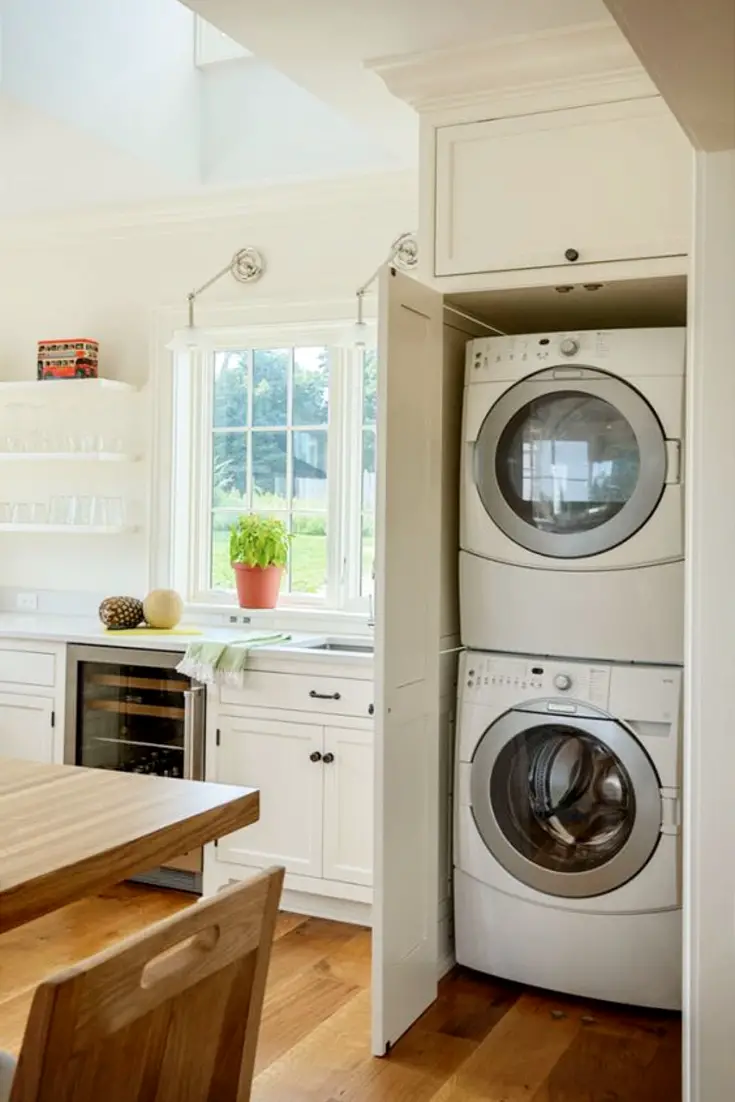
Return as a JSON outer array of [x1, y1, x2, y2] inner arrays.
[[286, 349, 294, 594], [327, 347, 345, 611], [194, 350, 214, 599], [246, 350, 254, 508]]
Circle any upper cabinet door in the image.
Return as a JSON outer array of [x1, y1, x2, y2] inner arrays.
[[434, 97, 692, 278], [372, 268, 444, 1056]]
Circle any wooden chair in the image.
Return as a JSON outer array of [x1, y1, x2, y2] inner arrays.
[[1, 867, 284, 1102]]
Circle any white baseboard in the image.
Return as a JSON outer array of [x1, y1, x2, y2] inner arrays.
[[280, 888, 372, 926]]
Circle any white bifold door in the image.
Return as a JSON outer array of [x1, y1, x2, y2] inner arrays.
[[372, 267, 444, 1055]]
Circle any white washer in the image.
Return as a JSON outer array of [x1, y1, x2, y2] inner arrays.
[[454, 650, 682, 1010], [460, 328, 686, 663]]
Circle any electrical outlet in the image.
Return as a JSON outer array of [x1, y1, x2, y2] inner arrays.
[[16, 592, 38, 611]]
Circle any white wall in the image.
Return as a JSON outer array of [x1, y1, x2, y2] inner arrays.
[[684, 148, 735, 1102], [0, 173, 416, 603], [199, 58, 393, 184], [0, 0, 201, 182]]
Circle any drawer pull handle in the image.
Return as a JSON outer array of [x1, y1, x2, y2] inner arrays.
[[309, 751, 322, 763], [323, 752, 335, 764], [309, 690, 341, 701]]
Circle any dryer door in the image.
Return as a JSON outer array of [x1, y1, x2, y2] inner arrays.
[[474, 367, 668, 558], [470, 708, 662, 898]]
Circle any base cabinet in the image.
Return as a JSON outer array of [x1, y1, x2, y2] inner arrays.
[[214, 715, 324, 879], [0, 692, 54, 762], [209, 710, 374, 919], [322, 727, 374, 888]]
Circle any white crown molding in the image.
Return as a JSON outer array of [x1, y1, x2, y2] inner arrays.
[[367, 21, 657, 116], [0, 169, 417, 244]]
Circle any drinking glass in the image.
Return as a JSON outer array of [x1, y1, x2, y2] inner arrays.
[[12, 503, 32, 524], [50, 496, 74, 525], [71, 496, 93, 526]]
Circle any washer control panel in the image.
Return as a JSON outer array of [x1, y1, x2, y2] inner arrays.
[[466, 330, 614, 381], [461, 652, 611, 710]]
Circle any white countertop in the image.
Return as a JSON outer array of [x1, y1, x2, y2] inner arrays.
[[0, 614, 374, 672]]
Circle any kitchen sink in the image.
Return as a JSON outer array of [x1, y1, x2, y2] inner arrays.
[[307, 641, 374, 654]]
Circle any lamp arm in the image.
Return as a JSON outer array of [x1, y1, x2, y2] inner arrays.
[[190, 258, 237, 302]]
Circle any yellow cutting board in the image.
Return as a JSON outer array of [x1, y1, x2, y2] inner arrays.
[[102, 627, 203, 636]]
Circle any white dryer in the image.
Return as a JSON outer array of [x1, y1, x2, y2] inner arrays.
[[460, 328, 686, 663], [454, 650, 682, 1010]]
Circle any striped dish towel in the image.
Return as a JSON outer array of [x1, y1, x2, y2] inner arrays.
[[176, 633, 291, 687]]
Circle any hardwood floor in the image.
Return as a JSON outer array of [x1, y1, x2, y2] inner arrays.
[[0, 884, 681, 1100]]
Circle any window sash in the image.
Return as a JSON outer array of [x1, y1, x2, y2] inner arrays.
[[172, 332, 370, 613]]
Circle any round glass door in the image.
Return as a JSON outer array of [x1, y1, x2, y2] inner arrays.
[[471, 711, 662, 898], [474, 369, 668, 558]]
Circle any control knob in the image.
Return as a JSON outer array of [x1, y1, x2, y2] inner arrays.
[[554, 673, 572, 692], [560, 338, 580, 357]]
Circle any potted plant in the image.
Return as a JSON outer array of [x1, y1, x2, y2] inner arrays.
[[229, 514, 291, 609]]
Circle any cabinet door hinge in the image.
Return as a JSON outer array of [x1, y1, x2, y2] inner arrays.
[[50, 710, 55, 728], [216, 728, 221, 747]]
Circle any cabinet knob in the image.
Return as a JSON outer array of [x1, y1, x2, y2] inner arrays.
[[368, 703, 374, 716], [564, 247, 580, 262], [309, 751, 322, 763], [323, 752, 335, 764]]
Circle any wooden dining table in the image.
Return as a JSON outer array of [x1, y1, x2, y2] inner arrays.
[[0, 758, 259, 933]]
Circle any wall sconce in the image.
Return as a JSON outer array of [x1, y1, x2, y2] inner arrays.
[[345, 232, 419, 348], [166, 247, 265, 353]]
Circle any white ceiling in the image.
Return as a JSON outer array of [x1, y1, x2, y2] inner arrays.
[[176, 0, 613, 160], [0, 0, 612, 216], [604, 0, 735, 151], [188, 0, 611, 59]]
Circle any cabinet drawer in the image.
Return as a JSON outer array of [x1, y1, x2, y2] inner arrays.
[[219, 672, 373, 719], [0, 648, 56, 688]]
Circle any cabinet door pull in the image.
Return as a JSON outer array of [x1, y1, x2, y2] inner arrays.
[[309, 690, 341, 701], [368, 703, 374, 716], [309, 751, 322, 763], [323, 752, 335, 764]]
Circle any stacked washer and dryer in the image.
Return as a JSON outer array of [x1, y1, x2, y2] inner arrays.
[[454, 327, 686, 1010]]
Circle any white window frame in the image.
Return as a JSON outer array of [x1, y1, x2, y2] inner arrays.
[[159, 314, 374, 619]]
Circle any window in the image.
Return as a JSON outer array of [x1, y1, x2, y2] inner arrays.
[[170, 324, 376, 614]]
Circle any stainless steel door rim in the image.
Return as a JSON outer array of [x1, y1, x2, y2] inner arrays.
[[473, 367, 668, 558], [470, 708, 662, 899]]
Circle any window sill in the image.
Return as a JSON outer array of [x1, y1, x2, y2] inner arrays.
[[183, 602, 373, 637]]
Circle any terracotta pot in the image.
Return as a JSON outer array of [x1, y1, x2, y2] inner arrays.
[[232, 563, 283, 609]]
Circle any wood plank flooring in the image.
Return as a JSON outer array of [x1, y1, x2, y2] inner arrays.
[[0, 884, 681, 1100]]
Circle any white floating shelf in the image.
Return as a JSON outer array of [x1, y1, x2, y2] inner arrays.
[[0, 378, 137, 395], [0, 524, 136, 535], [0, 452, 139, 463]]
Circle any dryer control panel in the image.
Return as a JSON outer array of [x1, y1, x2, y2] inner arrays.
[[460, 651, 612, 710], [466, 330, 611, 383], [465, 327, 686, 385]]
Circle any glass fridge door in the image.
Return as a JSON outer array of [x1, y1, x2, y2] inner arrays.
[[76, 659, 190, 778]]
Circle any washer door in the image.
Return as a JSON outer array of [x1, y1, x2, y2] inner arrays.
[[474, 367, 668, 558], [470, 709, 662, 898]]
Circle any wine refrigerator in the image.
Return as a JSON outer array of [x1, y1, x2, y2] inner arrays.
[[65, 644, 206, 893]]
